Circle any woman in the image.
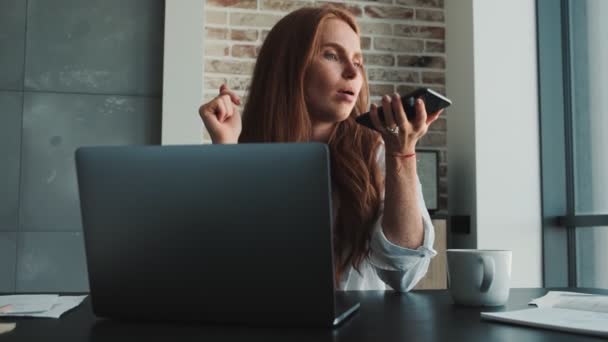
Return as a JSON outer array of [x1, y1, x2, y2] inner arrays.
[[198, 5, 442, 292]]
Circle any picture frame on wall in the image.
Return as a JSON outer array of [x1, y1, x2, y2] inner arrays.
[[415, 149, 439, 214]]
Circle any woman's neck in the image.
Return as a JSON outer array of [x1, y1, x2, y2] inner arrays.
[[311, 121, 335, 143]]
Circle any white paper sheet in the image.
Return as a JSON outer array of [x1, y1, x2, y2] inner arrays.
[[481, 291, 608, 338], [530, 291, 608, 313], [0, 295, 87, 318], [481, 308, 608, 338], [0, 295, 58, 314]]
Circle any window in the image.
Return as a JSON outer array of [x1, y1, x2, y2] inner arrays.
[[538, 0, 608, 288]]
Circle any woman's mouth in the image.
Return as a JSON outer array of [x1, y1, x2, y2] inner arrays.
[[336, 90, 356, 102]]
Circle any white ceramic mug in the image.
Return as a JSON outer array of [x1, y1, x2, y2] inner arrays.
[[446, 249, 512, 306]]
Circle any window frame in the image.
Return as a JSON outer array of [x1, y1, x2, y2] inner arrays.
[[537, 0, 608, 287]]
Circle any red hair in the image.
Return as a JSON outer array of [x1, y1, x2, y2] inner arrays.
[[239, 6, 383, 277]]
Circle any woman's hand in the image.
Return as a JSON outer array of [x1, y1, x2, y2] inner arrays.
[[198, 84, 242, 144], [368, 93, 443, 154]]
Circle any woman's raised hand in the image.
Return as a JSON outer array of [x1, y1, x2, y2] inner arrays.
[[198, 84, 242, 144], [368, 93, 443, 155]]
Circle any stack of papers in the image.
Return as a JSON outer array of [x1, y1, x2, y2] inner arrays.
[[0, 294, 87, 319], [481, 291, 608, 338]]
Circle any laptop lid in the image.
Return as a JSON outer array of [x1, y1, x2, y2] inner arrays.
[[76, 143, 345, 326]]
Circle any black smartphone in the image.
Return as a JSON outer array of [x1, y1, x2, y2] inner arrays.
[[355, 88, 452, 132]]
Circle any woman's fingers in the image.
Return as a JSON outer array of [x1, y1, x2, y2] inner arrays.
[[199, 93, 236, 124], [220, 95, 235, 122], [413, 98, 428, 130], [199, 99, 220, 123], [369, 95, 443, 153], [369, 103, 384, 133], [215, 97, 228, 122], [219, 84, 241, 105], [381, 95, 396, 129], [391, 93, 407, 130], [427, 109, 443, 125]]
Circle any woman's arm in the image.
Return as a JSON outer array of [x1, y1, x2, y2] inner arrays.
[[368, 93, 442, 249], [367, 144, 436, 292], [382, 153, 423, 248]]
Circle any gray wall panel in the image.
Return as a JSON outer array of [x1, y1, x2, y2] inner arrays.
[[0, 0, 163, 292], [19, 92, 161, 232], [0, 91, 22, 232], [16, 232, 88, 292], [0, 0, 27, 90], [0, 232, 17, 292], [24, 0, 164, 95]]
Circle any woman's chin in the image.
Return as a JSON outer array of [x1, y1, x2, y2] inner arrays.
[[313, 106, 354, 123], [335, 113, 351, 122], [333, 108, 354, 122]]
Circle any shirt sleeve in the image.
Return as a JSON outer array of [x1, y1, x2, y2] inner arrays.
[[368, 144, 437, 292]]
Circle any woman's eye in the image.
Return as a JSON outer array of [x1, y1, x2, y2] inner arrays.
[[324, 52, 339, 61], [354, 62, 363, 69]]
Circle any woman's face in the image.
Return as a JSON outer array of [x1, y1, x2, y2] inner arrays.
[[305, 18, 364, 125]]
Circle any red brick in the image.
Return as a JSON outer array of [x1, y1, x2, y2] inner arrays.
[[418, 131, 446, 147], [361, 36, 371, 50], [368, 83, 395, 97], [231, 29, 259, 41], [429, 117, 446, 131], [261, 0, 314, 11], [396, 84, 419, 95], [206, 43, 230, 57], [205, 27, 229, 40], [230, 13, 282, 27], [415, 9, 444, 22], [364, 5, 414, 19], [395, 0, 443, 8], [205, 59, 255, 74], [206, 0, 257, 9], [394, 25, 445, 39], [317, 2, 362, 17], [425, 41, 445, 53], [359, 22, 392, 35], [367, 68, 420, 83], [205, 77, 252, 92], [232, 44, 259, 58], [397, 55, 445, 68], [374, 37, 424, 52], [421, 71, 445, 84], [363, 53, 395, 67], [206, 10, 228, 25]]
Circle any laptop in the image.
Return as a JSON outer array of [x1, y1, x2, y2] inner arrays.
[[75, 143, 359, 327]]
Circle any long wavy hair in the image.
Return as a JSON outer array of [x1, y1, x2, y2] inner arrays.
[[239, 5, 383, 278]]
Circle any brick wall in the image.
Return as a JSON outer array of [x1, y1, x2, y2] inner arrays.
[[203, 0, 447, 212]]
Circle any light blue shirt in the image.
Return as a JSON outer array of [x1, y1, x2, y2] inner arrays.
[[338, 144, 437, 292]]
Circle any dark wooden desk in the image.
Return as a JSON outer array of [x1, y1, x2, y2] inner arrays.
[[1, 288, 606, 341]]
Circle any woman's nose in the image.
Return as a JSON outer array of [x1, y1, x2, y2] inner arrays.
[[342, 61, 358, 79]]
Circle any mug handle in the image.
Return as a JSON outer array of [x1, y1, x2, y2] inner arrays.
[[479, 256, 495, 293]]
